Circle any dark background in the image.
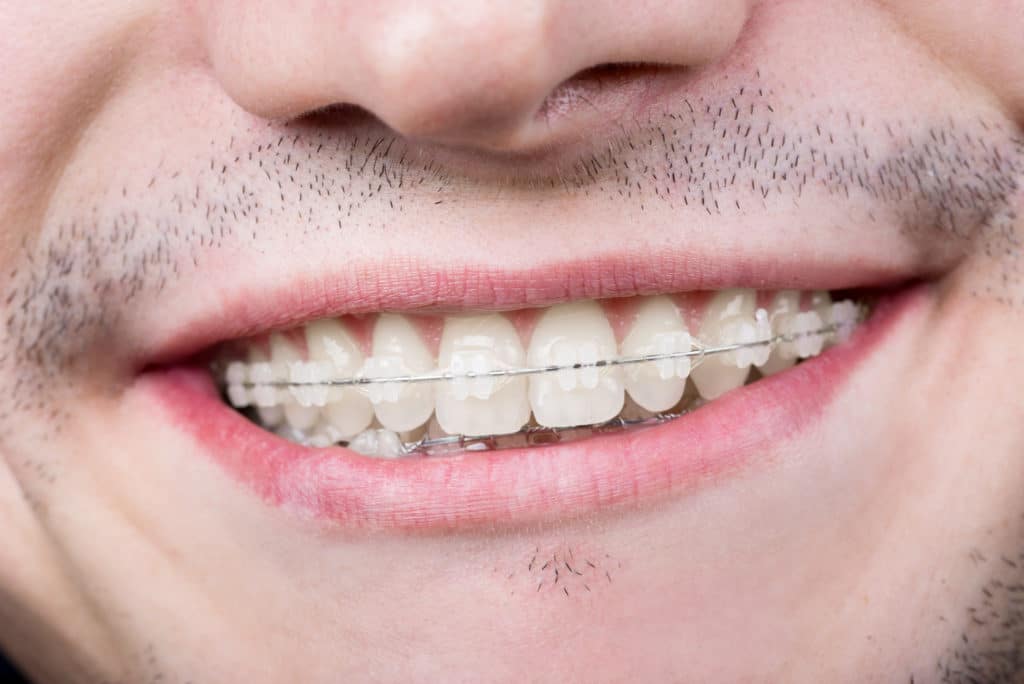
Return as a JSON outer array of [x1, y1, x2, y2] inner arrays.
[[0, 651, 29, 683]]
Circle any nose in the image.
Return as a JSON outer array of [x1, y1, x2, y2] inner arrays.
[[195, 0, 752, 150]]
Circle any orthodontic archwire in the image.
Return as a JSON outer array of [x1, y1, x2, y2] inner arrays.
[[220, 305, 867, 391], [217, 303, 868, 456]]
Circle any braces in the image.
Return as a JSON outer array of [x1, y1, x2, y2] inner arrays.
[[222, 304, 865, 391], [221, 302, 867, 456], [401, 410, 686, 455]]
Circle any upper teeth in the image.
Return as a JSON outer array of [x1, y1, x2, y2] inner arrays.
[[220, 289, 861, 444]]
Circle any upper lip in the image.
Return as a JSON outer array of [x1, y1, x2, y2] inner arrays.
[[142, 247, 936, 370]]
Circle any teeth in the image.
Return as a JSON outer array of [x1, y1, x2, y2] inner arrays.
[[224, 362, 251, 407], [224, 289, 865, 455], [347, 428, 406, 458], [364, 314, 435, 432], [757, 290, 801, 377], [248, 347, 284, 427], [811, 290, 835, 350], [830, 300, 860, 342], [621, 296, 692, 412], [270, 334, 320, 431], [689, 289, 757, 400], [527, 301, 623, 428], [305, 319, 374, 439], [435, 314, 531, 436]]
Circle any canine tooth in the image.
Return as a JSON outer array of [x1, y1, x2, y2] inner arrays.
[[305, 319, 374, 438], [527, 301, 623, 428], [757, 290, 800, 377], [621, 296, 692, 412], [347, 428, 406, 458], [436, 314, 531, 436], [690, 289, 756, 400], [364, 314, 435, 432]]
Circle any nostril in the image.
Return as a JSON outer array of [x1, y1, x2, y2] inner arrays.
[[536, 61, 679, 129]]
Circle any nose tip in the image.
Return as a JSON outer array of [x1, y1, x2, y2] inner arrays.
[[359, 4, 562, 149], [200, 0, 754, 154]]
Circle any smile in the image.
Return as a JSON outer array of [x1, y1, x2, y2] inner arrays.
[[213, 289, 864, 456], [140, 266, 922, 531]]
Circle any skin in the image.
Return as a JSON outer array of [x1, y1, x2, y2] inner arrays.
[[1, 0, 1023, 681]]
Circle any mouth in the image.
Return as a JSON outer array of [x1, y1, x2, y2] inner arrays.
[[138, 267, 924, 531]]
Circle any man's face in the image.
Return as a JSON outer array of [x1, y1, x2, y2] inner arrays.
[[1, 1, 1023, 681]]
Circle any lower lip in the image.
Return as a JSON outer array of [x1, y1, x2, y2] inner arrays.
[[141, 286, 924, 532]]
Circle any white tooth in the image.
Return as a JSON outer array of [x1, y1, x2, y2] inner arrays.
[[690, 289, 756, 400], [226, 384, 251, 408], [307, 433, 334, 449], [830, 300, 860, 342], [248, 347, 284, 426], [527, 301, 623, 428], [249, 362, 277, 385], [270, 333, 321, 431], [435, 314, 530, 436], [757, 290, 801, 377], [283, 403, 320, 431], [225, 361, 248, 385], [288, 361, 332, 407], [811, 290, 832, 319], [811, 290, 835, 349], [305, 319, 374, 438], [621, 296, 692, 412], [792, 311, 825, 359], [224, 361, 251, 407], [347, 428, 406, 458], [363, 314, 435, 432]]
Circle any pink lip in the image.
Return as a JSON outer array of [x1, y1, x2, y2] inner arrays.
[[139, 286, 925, 532], [140, 251, 918, 368]]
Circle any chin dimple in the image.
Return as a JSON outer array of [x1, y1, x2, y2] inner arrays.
[[216, 288, 863, 456]]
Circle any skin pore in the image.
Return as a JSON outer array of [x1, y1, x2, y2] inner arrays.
[[1, 1, 1023, 682]]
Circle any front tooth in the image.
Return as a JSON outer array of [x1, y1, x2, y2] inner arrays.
[[270, 333, 320, 431], [690, 289, 757, 400], [621, 296, 692, 412], [364, 314, 435, 432], [757, 290, 801, 377], [527, 301, 623, 428], [435, 314, 530, 436], [305, 319, 374, 438]]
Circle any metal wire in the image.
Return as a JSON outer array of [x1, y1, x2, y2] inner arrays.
[[226, 315, 862, 390]]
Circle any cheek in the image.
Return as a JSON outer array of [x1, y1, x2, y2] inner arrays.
[[878, 0, 1024, 120]]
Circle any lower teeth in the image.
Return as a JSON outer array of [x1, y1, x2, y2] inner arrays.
[[266, 403, 703, 458]]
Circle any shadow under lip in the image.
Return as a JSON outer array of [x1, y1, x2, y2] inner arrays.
[[137, 284, 927, 534]]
